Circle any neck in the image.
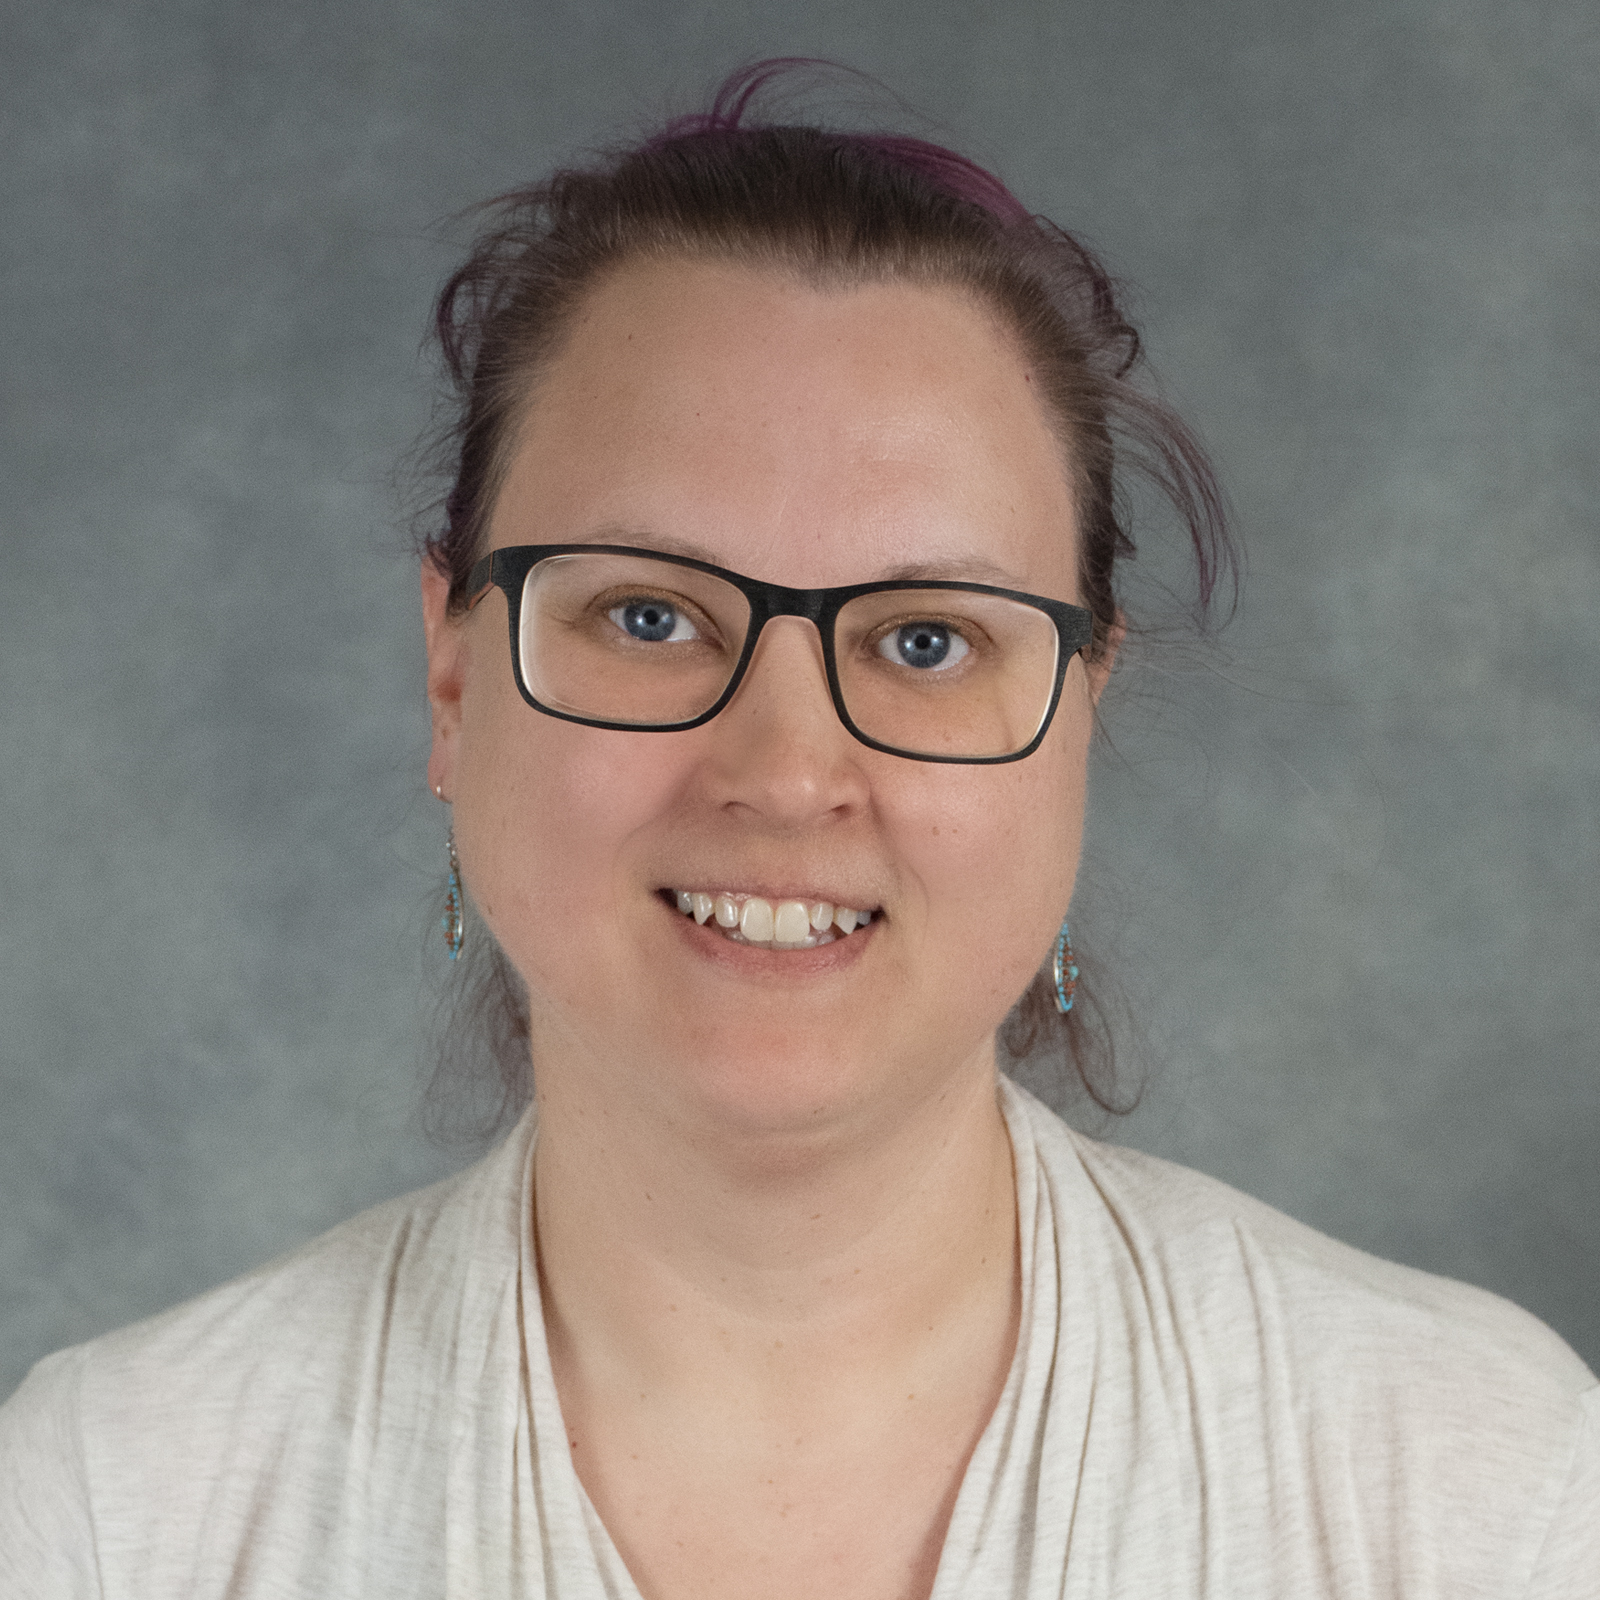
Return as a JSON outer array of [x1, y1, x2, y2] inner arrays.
[[531, 1042, 1019, 1408]]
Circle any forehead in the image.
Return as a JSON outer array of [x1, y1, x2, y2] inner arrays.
[[492, 257, 1080, 595]]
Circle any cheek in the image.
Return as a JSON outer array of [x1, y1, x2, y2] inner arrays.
[[892, 733, 1086, 981], [453, 669, 682, 963]]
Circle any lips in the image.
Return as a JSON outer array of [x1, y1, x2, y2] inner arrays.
[[667, 890, 877, 949]]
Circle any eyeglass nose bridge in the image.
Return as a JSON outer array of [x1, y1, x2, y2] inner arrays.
[[703, 585, 853, 738], [749, 581, 834, 625]]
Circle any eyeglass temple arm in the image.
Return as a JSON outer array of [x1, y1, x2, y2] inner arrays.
[[461, 553, 498, 609]]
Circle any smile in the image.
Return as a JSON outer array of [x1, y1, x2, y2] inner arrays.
[[668, 890, 877, 949]]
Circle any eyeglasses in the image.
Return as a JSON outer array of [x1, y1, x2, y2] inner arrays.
[[465, 545, 1094, 764]]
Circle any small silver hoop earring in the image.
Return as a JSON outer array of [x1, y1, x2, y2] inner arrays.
[[442, 828, 464, 960], [1052, 920, 1079, 1015]]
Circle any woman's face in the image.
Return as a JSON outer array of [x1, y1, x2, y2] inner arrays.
[[423, 258, 1105, 1135]]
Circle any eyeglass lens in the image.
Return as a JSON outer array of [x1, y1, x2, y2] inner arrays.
[[518, 551, 1062, 759]]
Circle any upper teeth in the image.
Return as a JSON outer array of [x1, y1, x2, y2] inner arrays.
[[672, 890, 875, 949]]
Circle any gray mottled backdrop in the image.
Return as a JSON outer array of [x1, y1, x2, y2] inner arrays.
[[3, 0, 1596, 1400]]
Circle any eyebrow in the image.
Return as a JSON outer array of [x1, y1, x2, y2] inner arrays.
[[587, 528, 1031, 591]]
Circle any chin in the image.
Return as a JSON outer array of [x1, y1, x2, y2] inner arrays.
[[670, 1030, 887, 1137], [632, 1006, 994, 1156]]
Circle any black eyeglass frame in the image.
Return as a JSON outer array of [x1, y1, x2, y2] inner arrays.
[[466, 544, 1096, 766]]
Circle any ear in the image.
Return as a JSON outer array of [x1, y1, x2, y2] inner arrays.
[[1085, 610, 1125, 706], [421, 560, 466, 801]]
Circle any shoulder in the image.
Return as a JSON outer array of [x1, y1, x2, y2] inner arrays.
[[0, 1116, 534, 1595], [1004, 1081, 1600, 1592], [1036, 1094, 1592, 1402], [65, 1129, 521, 1419], [0, 1343, 99, 1596]]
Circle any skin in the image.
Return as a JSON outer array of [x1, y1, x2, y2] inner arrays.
[[422, 257, 1113, 1600]]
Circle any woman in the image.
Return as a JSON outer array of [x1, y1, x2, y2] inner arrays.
[[2, 64, 1595, 1599]]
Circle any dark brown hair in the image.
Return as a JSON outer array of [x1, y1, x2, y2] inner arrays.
[[416, 61, 1234, 1141]]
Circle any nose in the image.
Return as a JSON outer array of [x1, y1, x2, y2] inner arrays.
[[698, 616, 869, 825]]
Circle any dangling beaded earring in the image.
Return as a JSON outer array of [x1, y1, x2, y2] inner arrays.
[[442, 827, 464, 960], [1052, 920, 1079, 1015]]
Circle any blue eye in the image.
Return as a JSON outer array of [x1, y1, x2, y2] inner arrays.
[[878, 622, 970, 671], [609, 599, 699, 643]]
